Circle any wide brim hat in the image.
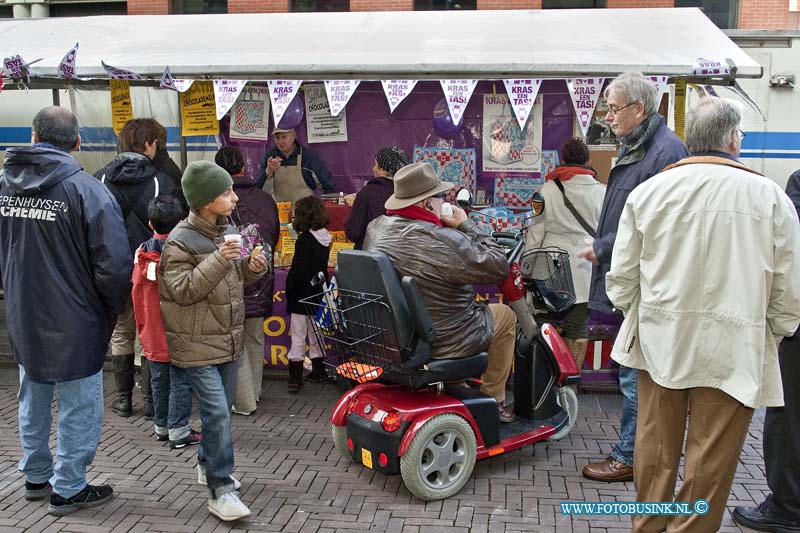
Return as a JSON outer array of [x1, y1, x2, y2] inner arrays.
[[385, 161, 454, 210]]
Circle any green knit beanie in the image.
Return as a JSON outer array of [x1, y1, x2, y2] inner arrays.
[[181, 160, 234, 212]]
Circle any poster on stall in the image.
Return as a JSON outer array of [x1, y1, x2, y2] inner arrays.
[[692, 58, 730, 77], [306, 83, 348, 143], [213, 80, 247, 120], [229, 86, 271, 141], [649, 75, 669, 96], [585, 97, 618, 147], [110, 80, 134, 135], [482, 93, 543, 173], [413, 147, 476, 202], [179, 81, 219, 137]]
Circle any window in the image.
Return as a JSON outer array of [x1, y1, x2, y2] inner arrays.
[[414, 0, 476, 10], [292, 0, 349, 11], [0, 5, 12, 17], [675, 0, 738, 28], [172, 0, 227, 14], [542, 0, 605, 7], [49, 2, 126, 16]]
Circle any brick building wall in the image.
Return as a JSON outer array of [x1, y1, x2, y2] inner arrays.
[[350, 0, 412, 10], [228, 0, 287, 13], [476, 0, 542, 8], [127, 0, 170, 14], [127, 0, 792, 29], [738, 0, 789, 28]]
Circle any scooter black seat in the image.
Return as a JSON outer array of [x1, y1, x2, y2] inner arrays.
[[413, 352, 488, 386]]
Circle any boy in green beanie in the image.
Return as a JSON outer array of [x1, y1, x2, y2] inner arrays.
[[158, 160, 269, 522]]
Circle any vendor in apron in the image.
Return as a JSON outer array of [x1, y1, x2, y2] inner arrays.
[[259, 127, 337, 203]]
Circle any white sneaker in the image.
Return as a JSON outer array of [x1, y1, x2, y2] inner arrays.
[[196, 464, 241, 490], [208, 492, 251, 521]]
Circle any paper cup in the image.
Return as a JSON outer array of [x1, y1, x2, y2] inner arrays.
[[224, 234, 242, 245]]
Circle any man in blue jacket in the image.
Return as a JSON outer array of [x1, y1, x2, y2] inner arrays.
[[579, 73, 688, 482], [0, 107, 132, 515], [257, 127, 336, 203]]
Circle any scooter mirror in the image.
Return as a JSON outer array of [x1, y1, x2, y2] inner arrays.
[[531, 192, 545, 216], [456, 188, 473, 209]]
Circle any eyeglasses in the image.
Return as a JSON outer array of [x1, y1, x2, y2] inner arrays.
[[737, 129, 746, 140], [606, 102, 637, 116]]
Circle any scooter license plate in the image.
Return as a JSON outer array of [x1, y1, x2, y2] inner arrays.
[[361, 448, 373, 469]]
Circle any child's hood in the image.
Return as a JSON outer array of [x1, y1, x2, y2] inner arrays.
[[310, 228, 332, 247]]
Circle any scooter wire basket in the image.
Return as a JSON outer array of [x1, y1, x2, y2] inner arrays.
[[300, 288, 402, 391], [519, 247, 576, 314]]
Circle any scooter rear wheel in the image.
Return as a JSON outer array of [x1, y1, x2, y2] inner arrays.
[[400, 414, 476, 500], [548, 386, 579, 441], [331, 424, 357, 462]]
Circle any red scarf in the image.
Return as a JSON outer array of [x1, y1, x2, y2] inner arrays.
[[386, 205, 443, 227], [545, 165, 596, 181]]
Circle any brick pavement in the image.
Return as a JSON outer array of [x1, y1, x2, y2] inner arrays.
[[0, 368, 766, 532]]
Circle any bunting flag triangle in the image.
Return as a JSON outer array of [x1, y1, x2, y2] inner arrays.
[[381, 80, 418, 113], [213, 80, 248, 120], [324, 80, 360, 117], [439, 80, 477, 124], [58, 43, 79, 80], [566, 78, 604, 137], [267, 80, 303, 126], [502, 79, 543, 130]]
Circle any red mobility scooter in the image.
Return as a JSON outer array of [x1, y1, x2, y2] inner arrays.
[[303, 194, 580, 501]]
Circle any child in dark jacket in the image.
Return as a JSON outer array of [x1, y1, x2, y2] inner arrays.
[[285, 196, 332, 393], [131, 195, 199, 449]]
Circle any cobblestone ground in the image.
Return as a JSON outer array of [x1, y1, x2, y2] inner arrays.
[[0, 368, 765, 532]]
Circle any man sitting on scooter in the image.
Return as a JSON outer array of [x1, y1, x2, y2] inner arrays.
[[363, 162, 517, 423]]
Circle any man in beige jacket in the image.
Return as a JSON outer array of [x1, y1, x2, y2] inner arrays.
[[607, 96, 800, 533]]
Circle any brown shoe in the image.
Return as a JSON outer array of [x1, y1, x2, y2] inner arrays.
[[498, 403, 515, 423], [582, 457, 633, 482]]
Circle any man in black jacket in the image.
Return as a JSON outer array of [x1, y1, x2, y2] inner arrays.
[[0, 106, 131, 515], [94, 118, 180, 418], [732, 169, 800, 533]]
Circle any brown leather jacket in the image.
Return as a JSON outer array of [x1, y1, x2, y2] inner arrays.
[[158, 212, 267, 368], [364, 215, 508, 359]]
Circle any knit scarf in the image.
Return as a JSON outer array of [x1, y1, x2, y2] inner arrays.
[[619, 113, 661, 152], [545, 165, 596, 181], [386, 205, 443, 227]]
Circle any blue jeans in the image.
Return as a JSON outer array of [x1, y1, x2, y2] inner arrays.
[[612, 364, 638, 466], [183, 362, 236, 499], [149, 361, 193, 441], [17, 366, 103, 498]]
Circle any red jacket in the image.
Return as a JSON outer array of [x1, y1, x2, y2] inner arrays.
[[131, 234, 170, 362]]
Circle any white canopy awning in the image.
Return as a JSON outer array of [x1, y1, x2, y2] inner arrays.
[[0, 7, 762, 81]]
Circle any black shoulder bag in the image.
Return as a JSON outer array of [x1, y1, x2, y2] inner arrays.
[[554, 179, 596, 238]]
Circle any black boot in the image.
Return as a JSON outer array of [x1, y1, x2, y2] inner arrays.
[[307, 358, 329, 383], [288, 361, 304, 393], [140, 358, 154, 420], [111, 354, 134, 417]]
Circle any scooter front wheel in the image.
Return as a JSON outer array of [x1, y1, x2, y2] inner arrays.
[[400, 414, 476, 500], [548, 386, 579, 441]]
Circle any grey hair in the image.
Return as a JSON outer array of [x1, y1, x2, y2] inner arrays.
[[32, 106, 80, 151], [604, 72, 659, 115], [685, 97, 741, 153]]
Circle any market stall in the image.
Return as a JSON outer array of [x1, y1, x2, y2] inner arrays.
[[0, 8, 762, 382]]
